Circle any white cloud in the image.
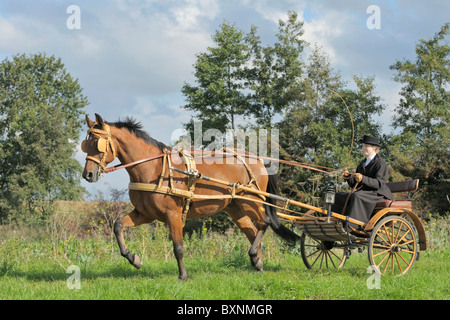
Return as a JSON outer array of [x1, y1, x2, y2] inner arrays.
[[241, 0, 306, 25], [73, 0, 219, 98], [171, 0, 220, 30], [0, 17, 19, 49], [0, 16, 50, 52], [302, 13, 345, 63], [0, 0, 220, 97], [131, 96, 157, 116], [72, 34, 104, 59]]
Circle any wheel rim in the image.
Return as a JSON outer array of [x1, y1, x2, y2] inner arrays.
[[301, 233, 347, 270], [369, 216, 417, 276]]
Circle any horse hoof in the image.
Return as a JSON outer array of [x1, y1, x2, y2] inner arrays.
[[178, 273, 188, 281], [253, 258, 263, 272], [131, 254, 142, 269]]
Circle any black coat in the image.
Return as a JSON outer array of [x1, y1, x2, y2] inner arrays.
[[332, 154, 393, 225], [348, 154, 393, 200]]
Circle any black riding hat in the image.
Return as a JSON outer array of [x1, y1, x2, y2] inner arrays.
[[359, 135, 381, 147]]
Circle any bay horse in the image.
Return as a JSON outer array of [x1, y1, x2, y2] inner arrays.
[[82, 113, 298, 280]]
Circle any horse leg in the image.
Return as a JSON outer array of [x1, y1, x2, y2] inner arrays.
[[225, 203, 265, 272], [113, 209, 153, 269], [166, 210, 188, 281], [238, 199, 269, 272], [248, 224, 268, 271]]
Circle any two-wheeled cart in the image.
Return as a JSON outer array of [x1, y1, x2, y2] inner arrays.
[[276, 179, 426, 276]]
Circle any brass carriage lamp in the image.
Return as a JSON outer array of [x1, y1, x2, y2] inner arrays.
[[324, 188, 335, 222]]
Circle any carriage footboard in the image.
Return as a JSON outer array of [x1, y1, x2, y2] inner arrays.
[[301, 221, 359, 242]]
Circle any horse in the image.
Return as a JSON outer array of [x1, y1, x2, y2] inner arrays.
[[81, 113, 298, 280]]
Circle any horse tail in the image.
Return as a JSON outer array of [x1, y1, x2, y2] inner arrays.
[[264, 174, 300, 246]]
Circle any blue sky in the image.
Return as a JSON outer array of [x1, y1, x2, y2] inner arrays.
[[0, 0, 448, 196]]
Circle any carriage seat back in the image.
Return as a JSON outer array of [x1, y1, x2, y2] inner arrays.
[[386, 179, 419, 193], [375, 179, 419, 209]]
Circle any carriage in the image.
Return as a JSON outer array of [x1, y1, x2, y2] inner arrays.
[[81, 113, 427, 279], [278, 179, 426, 276]]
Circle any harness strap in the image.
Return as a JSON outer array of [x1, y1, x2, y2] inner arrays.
[[158, 151, 167, 189], [86, 156, 102, 165], [129, 182, 194, 199], [166, 151, 174, 191], [179, 149, 198, 226], [222, 147, 265, 200]]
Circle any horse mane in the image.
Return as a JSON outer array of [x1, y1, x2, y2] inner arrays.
[[107, 117, 171, 151]]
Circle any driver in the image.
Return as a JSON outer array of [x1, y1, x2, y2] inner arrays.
[[332, 135, 393, 230]]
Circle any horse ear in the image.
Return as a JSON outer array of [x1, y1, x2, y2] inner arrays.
[[86, 115, 94, 128], [95, 113, 105, 126]]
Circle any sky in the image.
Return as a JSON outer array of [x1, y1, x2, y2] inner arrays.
[[0, 0, 448, 197]]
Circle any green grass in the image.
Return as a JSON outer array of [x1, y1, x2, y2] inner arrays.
[[0, 222, 448, 300]]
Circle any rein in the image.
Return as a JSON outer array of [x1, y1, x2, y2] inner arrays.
[[188, 150, 342, 176], [99, 148, 346, 177], [100, 148, 343, 177], [103, 152, 169, 173]]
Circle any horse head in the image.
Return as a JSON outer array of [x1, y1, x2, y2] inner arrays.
[[81, 113, 117, 182]]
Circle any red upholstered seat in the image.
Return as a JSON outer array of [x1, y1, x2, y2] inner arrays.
[[375, 200, 392, 208], [390, 200, 412, 209]]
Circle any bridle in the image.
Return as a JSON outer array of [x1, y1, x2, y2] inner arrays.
[[81, 122, 116, 172]]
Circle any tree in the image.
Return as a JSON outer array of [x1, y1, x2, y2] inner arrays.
[[387, 23, 449, 214], [390, 23, 449, 145], [182, 12, 306, 139], [247, 11, 305, 128], [182, 21, 252, 139], [0, 53, 88, 223]]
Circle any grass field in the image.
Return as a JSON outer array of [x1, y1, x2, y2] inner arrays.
[[0, 211, 448, 301]]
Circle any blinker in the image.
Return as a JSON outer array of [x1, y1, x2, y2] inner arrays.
[[97, 138, 107, 153], [80, 137, 107, 153], [81, 139, 88, 153]]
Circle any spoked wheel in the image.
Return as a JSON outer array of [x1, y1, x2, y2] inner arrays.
[[368, 216, 417, 276], [300, 233, 348, 271]]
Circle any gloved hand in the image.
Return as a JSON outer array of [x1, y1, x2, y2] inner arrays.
[[342, 170, 351, 179], [354, 173, 363, 183]]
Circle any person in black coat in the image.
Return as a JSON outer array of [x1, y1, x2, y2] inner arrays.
[[332, 135, 393, 229]]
